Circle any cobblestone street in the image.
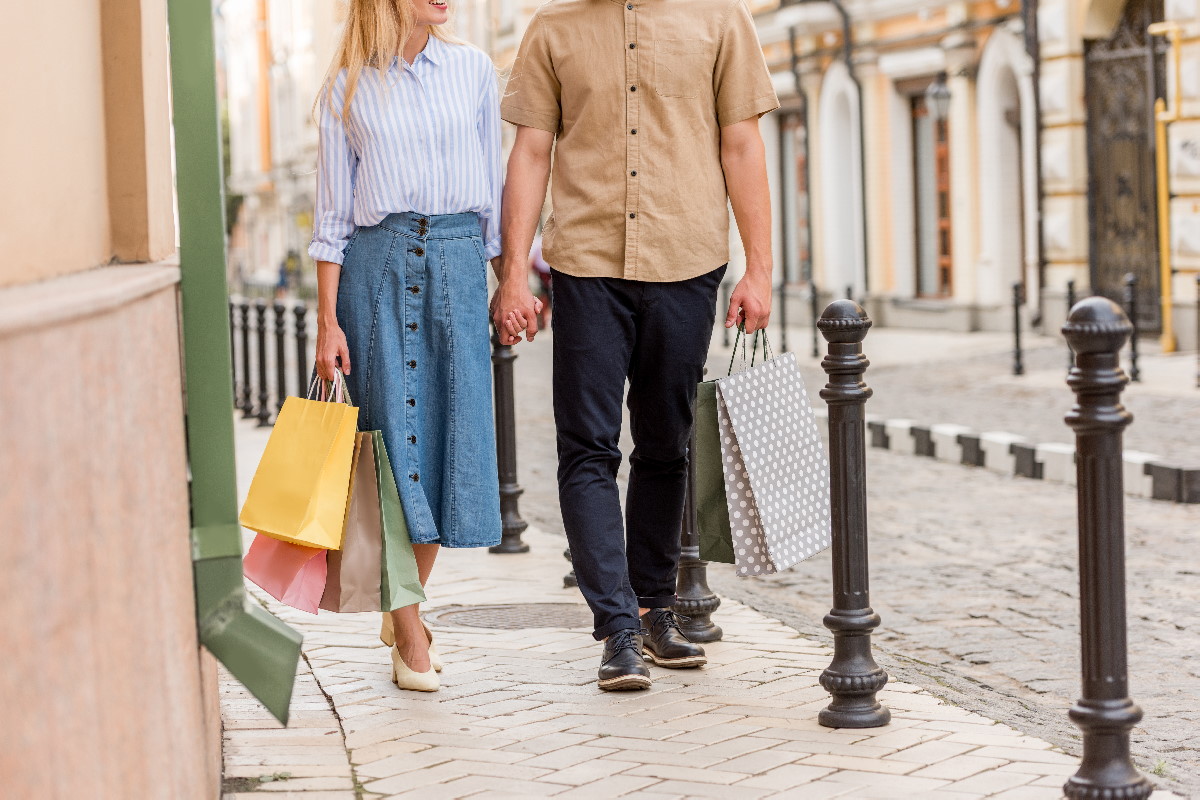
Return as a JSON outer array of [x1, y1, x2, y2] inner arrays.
[[507, 326, 1200, 797]]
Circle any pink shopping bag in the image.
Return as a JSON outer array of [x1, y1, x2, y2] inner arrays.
[[243, 533, 328, 614]]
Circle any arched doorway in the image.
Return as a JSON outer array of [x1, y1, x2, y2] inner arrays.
[[817, 61, 865, 299], [976, 27, 1038, 310], [1083, 0, 1166, 330]]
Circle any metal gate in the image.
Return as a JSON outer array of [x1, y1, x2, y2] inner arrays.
[[1084, 0, 1166, 331]]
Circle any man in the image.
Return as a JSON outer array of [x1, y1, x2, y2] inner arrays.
[[493, 0, 778, 691]]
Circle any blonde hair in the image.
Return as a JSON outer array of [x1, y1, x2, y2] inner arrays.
[[318, 0, 460, 121]]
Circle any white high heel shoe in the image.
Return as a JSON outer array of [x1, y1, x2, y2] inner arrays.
[[381, 612, 442, 672], [391, 647, 439, 692]]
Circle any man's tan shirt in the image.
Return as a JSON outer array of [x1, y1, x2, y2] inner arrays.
[[500, 0, 779, 282]]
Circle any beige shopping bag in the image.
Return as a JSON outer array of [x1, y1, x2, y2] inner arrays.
[[320, 433, 383, 612]]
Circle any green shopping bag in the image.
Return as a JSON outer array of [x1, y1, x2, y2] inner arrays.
[[695, 380, 734, 564], [372, 431, 427, 611]]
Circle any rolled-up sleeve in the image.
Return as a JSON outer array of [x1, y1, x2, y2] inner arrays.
[[714, 0, 780, 127], [499, 13, 561, 134], [478, 64, 504, 260], [308, 71, 358, 265]]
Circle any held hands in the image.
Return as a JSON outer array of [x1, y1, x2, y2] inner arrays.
[[726, 270, 772, 334], [316, 316, 351, 381], [491, 279, 543, 345]]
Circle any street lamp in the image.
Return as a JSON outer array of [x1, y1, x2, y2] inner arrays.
[[926, 71, 951, 121]]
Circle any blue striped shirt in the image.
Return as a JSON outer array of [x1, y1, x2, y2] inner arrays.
[[309, 36, 503, 265]]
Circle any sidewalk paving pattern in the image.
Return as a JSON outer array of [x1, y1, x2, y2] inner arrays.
[[221, 525, 1181, 799]]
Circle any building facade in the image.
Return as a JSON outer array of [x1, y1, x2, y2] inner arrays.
[[754, 0, 1200, 345], [0, 1, 222, 796]]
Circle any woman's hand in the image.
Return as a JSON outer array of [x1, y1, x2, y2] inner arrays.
[[316, 316, 351, 381]]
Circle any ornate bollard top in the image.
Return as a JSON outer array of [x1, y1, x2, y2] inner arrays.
[[1063, 297, 1132, 357], [817, 300, 872, 344], [1063, 297, 1132, 435]]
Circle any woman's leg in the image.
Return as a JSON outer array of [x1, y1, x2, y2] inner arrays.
[[389, 544, 440, 670]]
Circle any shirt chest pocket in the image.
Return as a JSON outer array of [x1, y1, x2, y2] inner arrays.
[[653, 39, 706, 99]]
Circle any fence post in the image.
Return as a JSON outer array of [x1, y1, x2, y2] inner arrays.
[[239, 301, 253, 416], [810, 282, 820, 359], [1061, 297, 1153, 800], [255, 299, 271, 427], [274, 301, 288, 411], [722, 282, 732, 348], [1124, 274, 1141, 383], [817, 300, 890, 729], [779, 282, 789, 354], [1013, 282, 1025, 376], [229, 299, 239, 402], [1066, 279, 1077, 371], [294, 302, 309, 397], [489, 328, 529, 554], [674, 421, 722, 642]]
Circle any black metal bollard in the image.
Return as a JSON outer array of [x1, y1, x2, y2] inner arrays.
[[255, 299, 271, 426], [239, 301, 253, 416], [1066, 279, 1077, 371], [674, 422, 722, 642], [563, 548, 577, 589], [722, 282, 732, 348], [274, 301, 288, 411], [1013, 282, 1025, 376], [1124, 274, 1141, 383], [779, 281, 789, 354], [810, 282, 820, 359], [294, 302, 309, 399], [816, 301, 890, 729], [489, 329, 530, 554], [1061, 298, 1153, 800]]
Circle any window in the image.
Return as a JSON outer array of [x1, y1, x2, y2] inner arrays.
[[912, 95, 952, 298]]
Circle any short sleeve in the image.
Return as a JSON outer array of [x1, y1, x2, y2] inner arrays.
[[713, 0, 780, 127], [500, 13, 561, 133]]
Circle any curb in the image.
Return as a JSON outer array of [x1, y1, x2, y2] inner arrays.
[[814, 409, 1200, 504]]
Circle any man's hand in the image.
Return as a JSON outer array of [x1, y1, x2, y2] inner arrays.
[[491, 276, 541, 344], [726, 268, 772, 333]]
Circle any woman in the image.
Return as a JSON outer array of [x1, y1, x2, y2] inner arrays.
[[309, 0, 516, 692]]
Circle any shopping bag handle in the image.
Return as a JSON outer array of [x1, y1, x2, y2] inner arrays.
[[307, 370, 354, 406], [726, 324, 774, 376]]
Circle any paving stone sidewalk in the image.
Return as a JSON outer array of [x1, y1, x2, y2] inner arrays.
[[223, 418, 1181, 799]]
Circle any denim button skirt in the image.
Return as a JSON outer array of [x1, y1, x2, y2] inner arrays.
[[336, 211, 501, 548]]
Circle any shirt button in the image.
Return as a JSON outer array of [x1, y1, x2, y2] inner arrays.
[[407, 398, 416, 407], [629, 213, 637, 219], [408, 322, 418, 331], [410, 473, 420, 482], [409, 435, 417, 444], [631, 129, 637, 135], [629, 43, 637, 49], [631, 171, 637, 177], [630, 86, 637, 92], [408, 360, 417, 368], [413, 247, 424, 256], [409, 286, 420, 294]]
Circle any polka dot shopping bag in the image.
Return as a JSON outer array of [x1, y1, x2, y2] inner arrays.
[[714, 333, 831, 577]]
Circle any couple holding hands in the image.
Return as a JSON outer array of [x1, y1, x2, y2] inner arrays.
[[310, 0, 778, 692]]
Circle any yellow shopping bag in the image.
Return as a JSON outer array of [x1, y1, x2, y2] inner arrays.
[[239, 375, 359, 550]]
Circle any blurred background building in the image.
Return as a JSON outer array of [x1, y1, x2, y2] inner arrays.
[[219, 0, 1199, 348]]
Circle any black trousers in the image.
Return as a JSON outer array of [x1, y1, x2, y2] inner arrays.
[[551, 266, 726, 640]]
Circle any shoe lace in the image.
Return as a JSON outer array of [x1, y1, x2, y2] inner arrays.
[[608, 628, 643, 653], [653, 609, 691, 633]]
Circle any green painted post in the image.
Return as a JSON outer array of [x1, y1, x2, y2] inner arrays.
[[168, 0, 302, 724]]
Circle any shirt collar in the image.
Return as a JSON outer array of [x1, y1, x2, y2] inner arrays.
[[392, 33, 444, 71]]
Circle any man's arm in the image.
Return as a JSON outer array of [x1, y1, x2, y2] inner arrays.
[[494, 125, 555, 342], [721, 117, 773, 333]]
